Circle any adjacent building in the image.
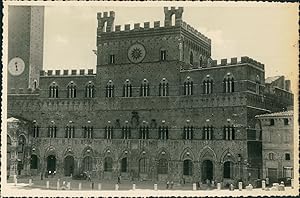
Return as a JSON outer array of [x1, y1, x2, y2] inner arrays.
[[7, 6, 293, 185]]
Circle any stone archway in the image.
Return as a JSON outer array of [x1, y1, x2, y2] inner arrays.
[[202, 160, 213, 182], [47, 155, 56, 174], [64, 155, 74, 176]]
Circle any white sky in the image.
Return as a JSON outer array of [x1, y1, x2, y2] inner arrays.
[[43, 4, 298, 89]]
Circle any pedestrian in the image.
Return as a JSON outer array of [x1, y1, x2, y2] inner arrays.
[[170, 181, 174, 189], [92, 182, 94, 190], [88, 174, 91, 182], [117, 175, 121, 184], [41, 172, 43, 180], [166, 181, 169, 189]]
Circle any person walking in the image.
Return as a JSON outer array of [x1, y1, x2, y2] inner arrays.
[[117, 175, 121, 184], [166, 181, 169, 189], [170, 181, 174, 189]]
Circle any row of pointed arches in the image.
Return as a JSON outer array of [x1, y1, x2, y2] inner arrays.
[[48, 74, 236, 98]]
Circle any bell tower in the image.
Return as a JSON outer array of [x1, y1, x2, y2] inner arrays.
[[7, 6, 44, 93]]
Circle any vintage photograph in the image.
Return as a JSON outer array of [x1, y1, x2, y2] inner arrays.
[[1, 1, 298, 197]]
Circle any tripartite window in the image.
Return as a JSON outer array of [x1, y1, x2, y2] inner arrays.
[[223, 73, 234, 93], [67, 81, 77, 98], [48, 122, 57, 138], [123, 79, 132, 97], [65, 121, 75, 138], [83, 125, 93, 139], [106, 80, 114, 98], [158, 122, 169, 140], [159, 78, 169, 96], [223, 126, 235, 140], [49, 82, 59, 98], [122, 122, 131, 139], [139, 122, 149, 139], [184, 122, 193, 140], [85, 81, 95, 98], [140, 79, 150, 97], [105, 125, 113, 139], [203, 126, 213, 140], [184, 76, 193, 96], [203, 76, 213, 94]]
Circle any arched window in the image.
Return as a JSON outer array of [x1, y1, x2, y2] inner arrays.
[[83, 125, 93, 139], [65, 121, 75, 138], [140, 79, 150, 97], [106, 80, 114, 98], [184, 76, 193, 95], [171, 13, 175, 26], [67, 81, 77, 98], [223, 125, 235, 140], [83, 156, 93, 172], [139, 122, 149, 139], [160, 49, 167, 61], [121, 157, 128, 173], [183, 159, 193, 176], [158, 122, 169, 140], [269, 153, 275, 160], [85, 81, 95, 98], [49, 82, 58, 98], [123, 79, 132, 97], [105, 125, 113, 139], [122, 122, 131, 139], [203, 126, 213, 140], [102, 21, 107, 32], [30, 154, 38, 169], [189, 51, 194, 65], [18, 135, 26, 153], [32, 122, 39, 138], [48, 121, 57, 138], [256, 75, 260, 94], [183, 121, 193, 140], [33, 80, 38, 90], [223, 73, 234, 93], [139, 158, 149, 173], [203, 75, 213, 94], [159, 78, 169, 96], [223, 161, 233, 179], [104, 157, 113, 172], [158, 158, 168, 174]]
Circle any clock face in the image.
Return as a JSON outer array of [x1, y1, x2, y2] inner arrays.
[[128, 43, 146, 63], [8, 57, 25, 76]]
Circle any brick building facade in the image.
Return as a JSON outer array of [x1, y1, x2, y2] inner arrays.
[[7, 6, 293, 186]]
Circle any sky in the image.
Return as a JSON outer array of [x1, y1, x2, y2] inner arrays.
[[43, 3, 298, 90]]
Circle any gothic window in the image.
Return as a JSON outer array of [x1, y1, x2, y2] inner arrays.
[[123, 79, 132, 97], [183, 159, 193, 176], [183, 124, 193, 140], [268, 153, 274, 160], [104, 157, 113, 172], [106, 80, 114, 98], [158, 124, 169, 140], [122, 123, 131, 139], [203, 76, 213, 94], [67, 81, 77, 98], [203, 126, 213, 140], [18, 135, 26, 153], [223, 126, 235, 140], [109, 54, 115, 64], [139, 124, 149, 140], [85, 81, 95, 98], [32, 123, 40, 138], [158, 158, 168, 174], [83, 126, 93, 139], [140, 79, 150, 97], [159, 78, 169, 96], [160, 49, 167, 61], [139, 158, 149, 173], [184, 76, 193, 96], [48, 122, 57, 138], [189, 51, 194, 65], [49, 82, 58, 98], [33, 80, 38, 90], [65, 121, 75, 138], [105, 125, 113, 139], [223, 73, 234, 93]]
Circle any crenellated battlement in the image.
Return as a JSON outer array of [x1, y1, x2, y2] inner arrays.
[[181, 21, 211, 43], [209, 56, 264, 69], [40, 69, 95, 77]]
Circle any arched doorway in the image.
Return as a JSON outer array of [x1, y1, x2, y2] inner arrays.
[[157, 158, 168, 174], [202, 160, 213, 182], [30, 154, 38, 169], [47, 155, 56, 174], [83, 156, 93, 172], [104, 157, 113, 172], [223, 161, 233, 179], [183, 159, 193, 176], [121, 157, 127, 173], [64, 156, 74, 176]]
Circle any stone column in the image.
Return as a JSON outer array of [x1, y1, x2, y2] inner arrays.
[[10, 140, 18, 177]]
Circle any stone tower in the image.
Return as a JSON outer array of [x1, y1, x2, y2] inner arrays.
[[7, 6, 44, 93]]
